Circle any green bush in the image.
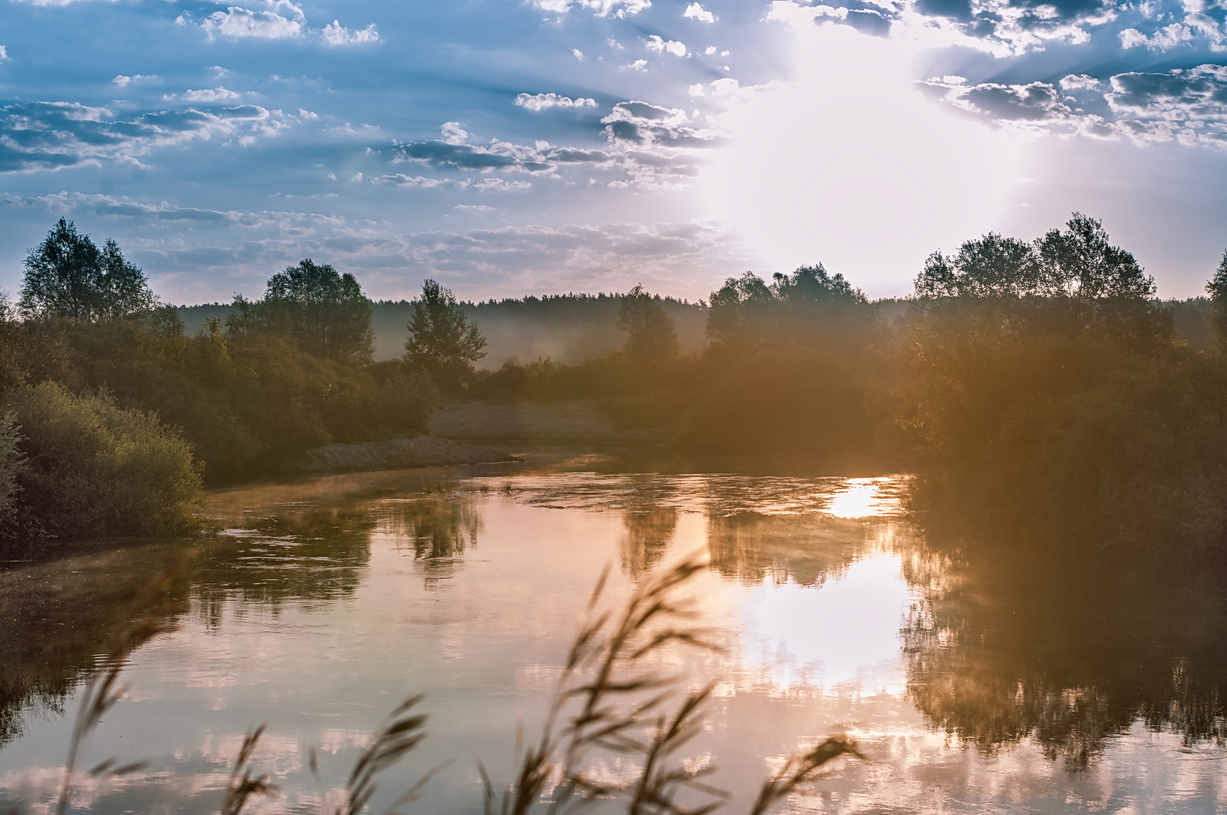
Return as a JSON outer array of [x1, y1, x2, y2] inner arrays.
[[2, 383, 203, 540]]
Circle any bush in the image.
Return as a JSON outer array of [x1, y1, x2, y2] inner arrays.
[[2, 383, 203, 540]]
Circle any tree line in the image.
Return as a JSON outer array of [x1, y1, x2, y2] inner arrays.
[[4, 212, 1227, 556], [0, 219, 485, 541]]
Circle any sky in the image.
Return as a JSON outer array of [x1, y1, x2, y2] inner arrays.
[[2, 0, 1226, 304]]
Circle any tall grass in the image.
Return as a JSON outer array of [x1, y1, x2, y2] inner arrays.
[[44, 557, 861, 815]]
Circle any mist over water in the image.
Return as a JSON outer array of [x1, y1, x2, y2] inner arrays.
[[2, 461, 1224, 814]]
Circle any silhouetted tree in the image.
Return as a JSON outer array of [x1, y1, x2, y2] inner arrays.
[[404, 279, 486, 391], [916, 214, 1155, 303], [914, 233, 1038, 299], [259, 259, 374, 364], [1206, 250, 1227, 349], [706, 271, 775, 351], [617, 285, 679, 362], [19, 219, 155, 321]]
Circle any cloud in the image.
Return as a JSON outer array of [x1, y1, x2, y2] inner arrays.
[[514, 93, 598, 111], [0, 101, 298, 172], [440, 121, 471, 146], [645, 35, 688, 56], [1059, 74, 1102, 91], [170, 88, 242, 103], [684, 2, 716, 22], [601, 101, 720, 147], [113, 74, 158, 87], [385, 117, 707, 189], [926, 64, 1227, 146], [0, 191, 348, 230], [200, 3, 305, 40], [455, 204, 494, 212], [528, 0, 651, 17], [0, 46, 8, 62], [321, 21, 380, 45], [572, 48, 586, 60], [899, 0, 1121, 54], [359, 174, 532, 190]]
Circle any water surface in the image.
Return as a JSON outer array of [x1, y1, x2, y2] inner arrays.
[[1, 458, 1223, 814]]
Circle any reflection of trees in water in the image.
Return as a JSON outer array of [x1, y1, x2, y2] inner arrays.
[[0, 502, 375, 748], [0, 543, 190, 747], [191, 506, 373, 624], [901, 527, 1227, 770], [379, 495, 482, 562], [706, 512, 881, 587], [620, 506, 678, 577]]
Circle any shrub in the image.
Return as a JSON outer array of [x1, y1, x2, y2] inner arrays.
[[3, 383, 202, 540]]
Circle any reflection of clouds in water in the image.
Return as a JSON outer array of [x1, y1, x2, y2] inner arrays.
[[737, 555, 912, 691]]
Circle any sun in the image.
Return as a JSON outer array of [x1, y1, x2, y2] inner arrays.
[[703, 14, 1021, 295]]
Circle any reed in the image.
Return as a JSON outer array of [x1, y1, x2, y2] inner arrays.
[[44, 555, 861, 815]]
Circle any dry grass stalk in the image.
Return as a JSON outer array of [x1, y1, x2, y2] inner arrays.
[[55, 560, 189, 815], [221, 726, 278, 815], [746, 735, 866, 815], [334, 694, 433, 815], [481, 554, 723, 815]]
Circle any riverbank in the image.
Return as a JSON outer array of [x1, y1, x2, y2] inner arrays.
[[302, 434, 520, 474]]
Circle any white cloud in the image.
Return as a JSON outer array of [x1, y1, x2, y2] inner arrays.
[[455, 204, 494, 212], [440, 121, 470, 145], [1121, 23, 1196, 48], [0, 46, 8, 62], [926, 65, 1227, 147], [1059, 74, 1102, 91], [625, 59, 648, 70], [321, 20, 380, 46], [572, 48, 585, 60], [201, 4, 305, 40], [113, 74, 158, 87], [0, 101, 303, 172], [528, 0, 650, 17], [645, 35, 688, 56], [171, 88, 242, 103], [683, 2, 716, 22], [515, 93, 598, 111]]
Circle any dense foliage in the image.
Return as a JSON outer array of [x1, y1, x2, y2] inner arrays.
[[403, 279, 487, 392], [19, 219, 156, 322], [227, 259, 375, 364]]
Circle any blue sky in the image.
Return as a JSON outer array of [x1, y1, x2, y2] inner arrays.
[[2, 0, 1226, 303]]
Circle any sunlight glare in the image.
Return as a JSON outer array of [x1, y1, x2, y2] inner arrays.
[[704, 12, 1021, 293], [827, 478, 883, 519]]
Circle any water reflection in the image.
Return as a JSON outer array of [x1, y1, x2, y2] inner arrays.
[[901, 522, 1227, 770], [3, 465, 1225, 815], [379, 495, 482, 562]]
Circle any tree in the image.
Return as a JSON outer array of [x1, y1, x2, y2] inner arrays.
[[915, 214, 1155, 303], [257, 259, 374, 364], [1206, 250, 1227, 348], [19, 219, 155, 321], [404, 279, 486, 391], [617, 285, 679, 362]]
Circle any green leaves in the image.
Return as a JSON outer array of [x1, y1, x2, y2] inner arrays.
[[20, 219, 156, 322]]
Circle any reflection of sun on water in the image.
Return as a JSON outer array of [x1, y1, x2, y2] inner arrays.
[[827, 479, 883, 519]]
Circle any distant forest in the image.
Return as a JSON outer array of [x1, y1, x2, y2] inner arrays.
[[179, 294, 713, 365], [178, 294, 1215, 365], [4, 212, 1227, 562]]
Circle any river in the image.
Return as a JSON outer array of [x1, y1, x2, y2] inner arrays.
[[1, 453, 1224, 814]]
